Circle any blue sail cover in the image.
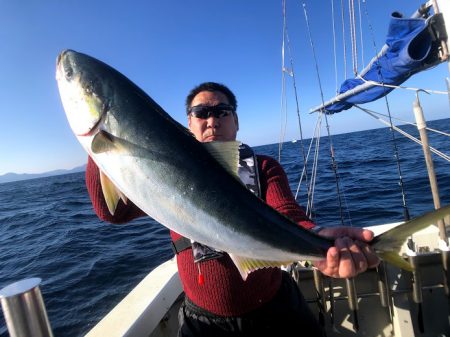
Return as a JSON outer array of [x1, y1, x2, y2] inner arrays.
[[325, 12, 437, 114]]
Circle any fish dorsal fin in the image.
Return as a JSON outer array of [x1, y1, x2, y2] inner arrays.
[[202, 141, 240, 177], [228, 253, 292, 280], [100, 170, 128, 215]]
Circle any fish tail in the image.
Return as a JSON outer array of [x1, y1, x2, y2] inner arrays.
[[372, 204, 450, 270]]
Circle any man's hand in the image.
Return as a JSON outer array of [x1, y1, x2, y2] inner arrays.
[[313, 227, 380, 278]]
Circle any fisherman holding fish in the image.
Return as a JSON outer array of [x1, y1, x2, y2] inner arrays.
[[84, 81, 379, 336]]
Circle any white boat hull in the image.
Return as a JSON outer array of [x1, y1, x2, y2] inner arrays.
[[85, 222, 450, 337]]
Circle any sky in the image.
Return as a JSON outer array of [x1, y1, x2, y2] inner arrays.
[[1, 0, 449, 175]]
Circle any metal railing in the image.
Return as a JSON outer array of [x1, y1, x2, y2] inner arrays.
[[0, 278, 53, 337]]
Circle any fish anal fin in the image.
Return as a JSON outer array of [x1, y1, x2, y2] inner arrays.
[[100, 171, 127, 215], [378, 251, 414, 271], [228, 253, 291, 280]]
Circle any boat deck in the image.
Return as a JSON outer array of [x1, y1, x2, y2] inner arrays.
[[85, 224, 450, 337]]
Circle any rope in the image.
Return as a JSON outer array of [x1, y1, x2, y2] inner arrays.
[[356, 75, 449, 95], [348, 0, 358, 75], [307, 114, 323, 217], [358, 0, 365, 68], [357, 106, 450, 162], [340, 0, 348, 78], [286, 42, 312, 204], [330, 0, 339, 94], [362, 0, 411, 221], [358, 107, 450, 137], [279, 0, 312, 209], [279, 0, 289, 161], [384, 99, 411, 221], [302, 1, 347, 226], [295, 114, 322, 217], [302, 2, 326, 106]]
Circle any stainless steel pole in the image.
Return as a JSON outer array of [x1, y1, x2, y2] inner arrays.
[[413, 94, 448, 244], [0, 278, 53, 337], [413, 95, 450, 298]]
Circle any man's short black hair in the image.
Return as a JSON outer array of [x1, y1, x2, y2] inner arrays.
[[185, 82, 238, 114]]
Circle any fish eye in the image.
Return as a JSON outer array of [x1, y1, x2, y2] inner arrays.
[[63, 65, 73, 79]]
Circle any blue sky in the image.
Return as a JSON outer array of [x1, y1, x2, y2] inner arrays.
[[1, 0, 448, 175]]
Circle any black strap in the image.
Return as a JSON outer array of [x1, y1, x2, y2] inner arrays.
[[171, 237, 192, 254]]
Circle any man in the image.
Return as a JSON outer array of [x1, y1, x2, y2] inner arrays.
[[86, 82, 379, 337]]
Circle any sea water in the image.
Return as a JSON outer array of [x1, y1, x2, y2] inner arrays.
[[1, 119, 450, 336]]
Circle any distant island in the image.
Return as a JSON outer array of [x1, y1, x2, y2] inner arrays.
[[0, 164, 87, 184]]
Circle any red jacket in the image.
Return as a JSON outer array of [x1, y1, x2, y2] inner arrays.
[[85, 155, 315, 316]]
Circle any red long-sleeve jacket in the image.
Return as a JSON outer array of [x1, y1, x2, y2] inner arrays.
[[85, 155, 315, 316]]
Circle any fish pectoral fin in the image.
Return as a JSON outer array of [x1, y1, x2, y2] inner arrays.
[[202, 141, 240, 178], [228, 253, 291, 281], [377, 251, 413, 271], [91, 130, 128, 154], [100, 171, 128, 215]]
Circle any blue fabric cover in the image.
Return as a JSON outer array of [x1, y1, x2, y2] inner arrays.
[[325, 12, 434, 114]]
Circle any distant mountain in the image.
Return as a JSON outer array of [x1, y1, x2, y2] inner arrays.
[[0, 164, 87, 184]]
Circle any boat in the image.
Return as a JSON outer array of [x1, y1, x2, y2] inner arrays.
[[84, 223, 450, 337], [1, 1, 450, 336], [83, 1, 450, 336]]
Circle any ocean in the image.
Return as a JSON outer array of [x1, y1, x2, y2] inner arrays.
[[1, 118, 450, 337]]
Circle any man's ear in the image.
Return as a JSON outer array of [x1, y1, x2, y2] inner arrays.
[[188, 115, 192, 130], [234, 113, 239, 131]]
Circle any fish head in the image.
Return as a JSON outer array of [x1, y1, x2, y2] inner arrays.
[[56, 49, 111, 139]]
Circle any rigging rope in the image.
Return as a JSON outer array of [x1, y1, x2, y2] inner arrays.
[[358, 0, 365, 68], [307, 117, 322, 217], [295, 113, 322, 218], [356, 75, 449, 95], [362, 0, 411, 221], [280, 0, 312, 208], [279, 0, 288, 161], [302, 2, 348, 226], [357, 105, 450, 162], [340, 0, 348, 78], [348, 0, 358, 75], [330, 0, 339, 94], [358, 107, 450, 137]]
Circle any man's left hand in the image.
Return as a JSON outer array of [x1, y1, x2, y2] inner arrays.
[[313, 227, 380, 278]]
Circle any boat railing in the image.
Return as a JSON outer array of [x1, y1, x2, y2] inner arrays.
[[0, 278, 54, 337]]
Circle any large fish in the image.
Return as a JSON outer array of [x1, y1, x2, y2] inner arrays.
[[56, 49, 450, 279]]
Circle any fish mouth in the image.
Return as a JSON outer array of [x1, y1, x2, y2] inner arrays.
[[56, 49, 109, 137], [78, 108, 107, 137]]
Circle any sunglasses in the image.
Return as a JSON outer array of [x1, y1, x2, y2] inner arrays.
[[188, 103, 235, 119]]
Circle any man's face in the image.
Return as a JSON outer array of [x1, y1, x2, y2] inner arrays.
[[188, 91, 239, 142]]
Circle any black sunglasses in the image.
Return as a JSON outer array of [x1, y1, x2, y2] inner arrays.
[[188, 104, 235, 119]]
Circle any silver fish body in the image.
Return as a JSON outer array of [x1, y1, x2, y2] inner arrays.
[[56, 49, 333, 264], [56, 49, 450, 276]]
